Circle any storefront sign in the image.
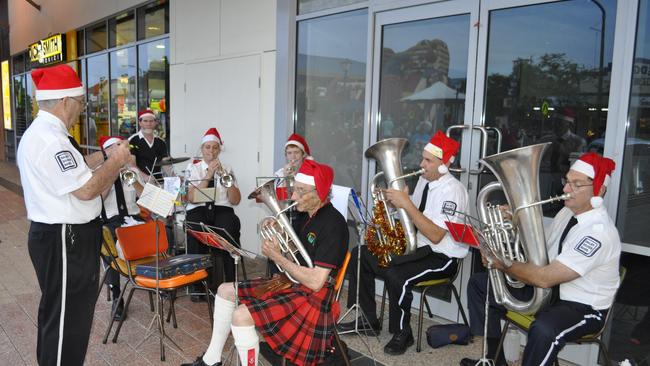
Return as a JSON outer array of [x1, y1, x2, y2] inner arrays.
[[1, 61, 11, 130], [632, 58, 650, 95], [29, 34, 66, 66]]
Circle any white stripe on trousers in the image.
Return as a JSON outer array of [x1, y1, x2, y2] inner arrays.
[[539, 312, 603, 365], [57, 225, 68, 366], [398, 259, 453, 330]]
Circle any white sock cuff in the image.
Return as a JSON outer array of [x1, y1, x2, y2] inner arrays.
[[231, 324, 258, 346], [214, 294, 236, 311]]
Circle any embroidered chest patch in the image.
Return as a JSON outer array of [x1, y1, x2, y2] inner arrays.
[[574, 236, 601, 257], [307, 232, 317, 245], [55, 151, 77, 171], [441, 201, 457, 216]]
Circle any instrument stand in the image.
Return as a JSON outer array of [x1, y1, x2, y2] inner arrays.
[[475, 262, 495, 366], [222, 254, 241, 366], [134, 215, 183, 361]]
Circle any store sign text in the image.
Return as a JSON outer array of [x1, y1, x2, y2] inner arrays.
[[29, 34, 66, 66]]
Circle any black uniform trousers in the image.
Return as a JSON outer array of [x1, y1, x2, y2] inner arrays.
[[27, 218, 102, 366], [186, 205, 241, 290], [467, 272, 607, 366], [346, 245, 457, 334]]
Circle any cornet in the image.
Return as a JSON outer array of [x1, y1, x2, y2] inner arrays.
[[120, 168, 138, 186], [214, 161, 235, 188]]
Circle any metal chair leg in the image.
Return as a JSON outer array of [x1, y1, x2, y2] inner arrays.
[[416, 286, 429, 352], [423, 292, 434, 318], [103, 283, 130, 344], [96, 267, 109, 303], [204, 281, 214, 326], [451, 284, 469, 325], [379, 284, 387, 326], [495, 319, 511, 360], [332, 327, 352, 366], [112, 287, 137, 343], [596, 338, 611, 366]]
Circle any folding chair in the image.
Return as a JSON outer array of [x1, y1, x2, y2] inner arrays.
[[495, 267, 626, 366], [103, 221, 212, 360]]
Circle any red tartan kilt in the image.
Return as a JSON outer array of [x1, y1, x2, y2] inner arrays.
[[238, 278, 340, 366]]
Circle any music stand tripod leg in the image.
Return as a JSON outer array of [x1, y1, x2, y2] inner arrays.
[[475, 264, 495, 366]]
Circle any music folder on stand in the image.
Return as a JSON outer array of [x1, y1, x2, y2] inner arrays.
[[134, 182, 181, 360]]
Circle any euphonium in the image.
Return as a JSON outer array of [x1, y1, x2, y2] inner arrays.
[[477, 143, 571, 314], [248, 180, 313, 283], [364, 138, 422, 266]]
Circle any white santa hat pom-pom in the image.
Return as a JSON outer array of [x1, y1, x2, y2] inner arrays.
[[590, 196, 604, 208]]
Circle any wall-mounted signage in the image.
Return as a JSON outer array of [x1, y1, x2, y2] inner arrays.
[[29, 34, 66, 67], [2, 61, 11, 130]]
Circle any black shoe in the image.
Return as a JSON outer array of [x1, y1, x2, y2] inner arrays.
[[383, 329, 414, 355], [112, 298, 126, 321], [337, 317, 381, 335], [180, 356, 221, 366], [460, 358, 479, 366], [191, 294, 207, 303]]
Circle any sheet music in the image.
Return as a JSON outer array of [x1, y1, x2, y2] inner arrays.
[[331, 184, 351, 220], [163, 177, 181, 196], [137, 183, 178, 217]]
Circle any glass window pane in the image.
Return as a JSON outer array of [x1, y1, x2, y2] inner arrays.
[[87, 22, 107, 53], [26, 73, 35, 128], [12, 53, 24, 74], [138, 39, 169, 141], [298, 0, 365, 15], [481, 0, 617, 217], [617, 0, 650, 247], [13, 75, 26, 135], [110, 47, 137, 139], [378, 14, 471, 180], [295, 9, 367, 192], [137, 1, 169, 40], [109, 11, 135, 47], [87, 54, 109, 147], [77, 30, 85, 57]]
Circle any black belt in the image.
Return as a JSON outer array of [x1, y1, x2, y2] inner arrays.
[[31, 217, 102, 231]]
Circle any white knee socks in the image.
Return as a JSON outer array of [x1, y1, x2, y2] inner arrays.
[[232, 324, 259, 366], [202, 295, 236, 365]]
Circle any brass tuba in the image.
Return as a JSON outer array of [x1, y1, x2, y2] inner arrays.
[[477, 143, 570, 314], [364, 138, 422, 266], [248, 180, 313, 283]]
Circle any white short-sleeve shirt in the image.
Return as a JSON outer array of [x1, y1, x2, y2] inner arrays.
[[185, 159, 237, 211], [17, 111, 101, 224], [548, 206, 621, 310], [409, 173, 470, 258]]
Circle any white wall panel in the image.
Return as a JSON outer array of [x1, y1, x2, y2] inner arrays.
[[169, 0, 221, 65], [220, 0, 277, 55], [169, 63, 188, 158], [182, 54, 267, 255], [9, 0, 143, 54]]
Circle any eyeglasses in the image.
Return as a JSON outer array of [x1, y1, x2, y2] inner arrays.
[[293, 187, 316, 197], [561, 178, 593, 191], [70, 97, 88, 110]]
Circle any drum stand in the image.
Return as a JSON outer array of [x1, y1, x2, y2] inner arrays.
[[134, 214, 182, 361], [475, 262, 495, 366]]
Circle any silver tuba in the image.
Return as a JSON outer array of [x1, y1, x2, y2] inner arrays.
[[365, 138, 420, 256], [248, 180, 313, 283], [477, 143, 570, 314]]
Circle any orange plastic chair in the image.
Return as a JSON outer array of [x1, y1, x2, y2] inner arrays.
[[103, 221, 212, 361]]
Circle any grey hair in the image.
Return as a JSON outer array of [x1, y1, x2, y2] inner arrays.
[[37, 99, 62, 110]]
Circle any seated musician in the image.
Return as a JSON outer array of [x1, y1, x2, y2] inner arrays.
[[182, 159, 348, 366], [128, 108, 168, 180], [339, 131, 469, 355], [460, 152, 621, 366], [99, 135, 145, 321], [185, 128, 242, 301]]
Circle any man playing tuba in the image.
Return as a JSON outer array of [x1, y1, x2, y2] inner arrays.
[[339, 131, 469, 355], [182, 159, 348, 366], [461, 152, 621, 366]]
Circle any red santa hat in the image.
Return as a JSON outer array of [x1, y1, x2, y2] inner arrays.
[[558, 107, 576, 123], [138, 108, 156, 120], [424, 130, 460, 174], [99, 135, 124, 150], [285, 133, 311, 156], [570, 152, 616, 208], [201, 128, 223, 145], [294, 159, 334, 201], [32, 64, 84, 101]]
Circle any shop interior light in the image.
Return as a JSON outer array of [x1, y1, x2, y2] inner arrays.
[[148, 26, 160, 31], [533, 107, 541, 110], [156, 44, 165, 49]]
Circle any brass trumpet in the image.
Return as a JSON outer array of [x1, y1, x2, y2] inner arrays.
[[120, 168, 138, 186]]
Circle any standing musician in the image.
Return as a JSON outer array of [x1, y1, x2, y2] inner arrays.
[[339, 131, 469, 355], [182, 159, 348, 366], [17, 64, 131, 365], [98, 135, 145, 322], [460, 152, 620, 366], [185, 128, 242, 300], [128, 108, 168, 179]]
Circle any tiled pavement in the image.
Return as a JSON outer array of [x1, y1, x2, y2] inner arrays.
[[0, 161, 486, 365]]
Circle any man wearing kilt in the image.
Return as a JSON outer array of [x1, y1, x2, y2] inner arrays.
[[183, 159, 349, 366]]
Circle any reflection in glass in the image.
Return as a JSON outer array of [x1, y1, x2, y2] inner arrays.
[[137, 1, 169, 40], [111, 47, 137, 139], [13, 53, 24, 74], [109, 11, 136, 47], [609, 3, 650, 362], [66, 62, 85, 145], [87, 22, 107, 54], [482, 1, 616, 216], [295, 9, 367, 192], [378, 15, 470, 177], [298, 0, 365, 15], [139, 39, 169, 141], [87, 54, 109, 146], [13, 75, 26, 135]]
